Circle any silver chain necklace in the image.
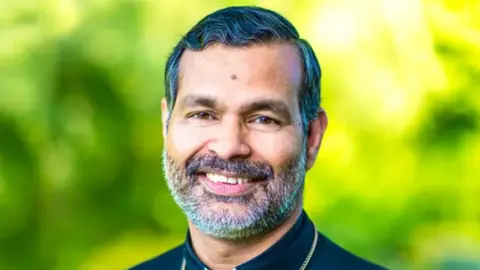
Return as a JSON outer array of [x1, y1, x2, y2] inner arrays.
[[181, 224, 318, 270]]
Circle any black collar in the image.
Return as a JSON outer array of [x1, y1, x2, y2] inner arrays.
[[183, 210, 321, 269]]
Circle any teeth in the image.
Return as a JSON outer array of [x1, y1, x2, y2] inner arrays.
[[206, 173, 252, 184]]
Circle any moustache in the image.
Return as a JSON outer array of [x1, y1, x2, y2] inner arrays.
[[185, 155, 274, 180]]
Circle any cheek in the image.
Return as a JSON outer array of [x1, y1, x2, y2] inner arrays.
[[166, 121, 210, 159], [249, 131, 302, 166]]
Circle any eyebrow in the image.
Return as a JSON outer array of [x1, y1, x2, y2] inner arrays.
[[177, 95, 218, 110]]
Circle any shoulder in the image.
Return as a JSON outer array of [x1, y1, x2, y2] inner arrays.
[[310, 233, 388, 270], [129, 244, 184, 270]]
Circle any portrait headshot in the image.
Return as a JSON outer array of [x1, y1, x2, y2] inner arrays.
[[130, 5, 384, 270], [1, 1, 479, 270]]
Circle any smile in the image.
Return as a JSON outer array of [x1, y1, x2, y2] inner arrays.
[[206, 173, 255, 185], [198, 172, 265, 196]]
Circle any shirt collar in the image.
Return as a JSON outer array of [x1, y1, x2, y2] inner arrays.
[[183, 210, 318, 270]]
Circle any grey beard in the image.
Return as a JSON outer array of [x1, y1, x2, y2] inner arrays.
[[162, 150, 307, 240]]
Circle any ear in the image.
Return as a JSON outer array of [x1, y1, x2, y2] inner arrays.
[[306, 108, 328, 170], [161, 98, 170, 139]]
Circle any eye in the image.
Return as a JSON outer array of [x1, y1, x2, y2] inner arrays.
[[188, 111, 216, 120], [248, 115, 282, 130], [251, 116, 279, 125]]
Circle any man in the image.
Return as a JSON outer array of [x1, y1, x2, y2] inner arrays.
[[132, 6, 385, 270]]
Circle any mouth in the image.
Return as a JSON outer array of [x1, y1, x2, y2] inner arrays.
[[196, 172, 266, 196]]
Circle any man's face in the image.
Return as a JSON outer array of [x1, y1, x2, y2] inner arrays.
[[162, 43, 309, 239]]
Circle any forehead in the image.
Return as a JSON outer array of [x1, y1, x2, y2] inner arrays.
[[176, 43, 303, 106]]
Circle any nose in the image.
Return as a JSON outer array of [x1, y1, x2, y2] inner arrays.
[[207, 117, 252, 160]]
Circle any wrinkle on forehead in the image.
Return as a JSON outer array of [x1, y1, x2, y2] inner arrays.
[[178, 43, 303, 94]]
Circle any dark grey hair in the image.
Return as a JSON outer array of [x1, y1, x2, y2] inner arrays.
[[164, 6, 322, 131]]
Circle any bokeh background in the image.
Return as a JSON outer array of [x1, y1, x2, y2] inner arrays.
[[1, 0, 479, 269]]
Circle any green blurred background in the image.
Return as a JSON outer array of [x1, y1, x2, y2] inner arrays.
[[0, 0, 479, 269]]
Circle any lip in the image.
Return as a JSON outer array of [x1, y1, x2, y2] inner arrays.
[[198, 173, 264, 196]]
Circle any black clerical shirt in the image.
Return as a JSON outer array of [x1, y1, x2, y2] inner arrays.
[[130, 211, 387, 269]]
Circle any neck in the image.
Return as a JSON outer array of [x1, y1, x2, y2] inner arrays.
[[188, 205, 303, 270]]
